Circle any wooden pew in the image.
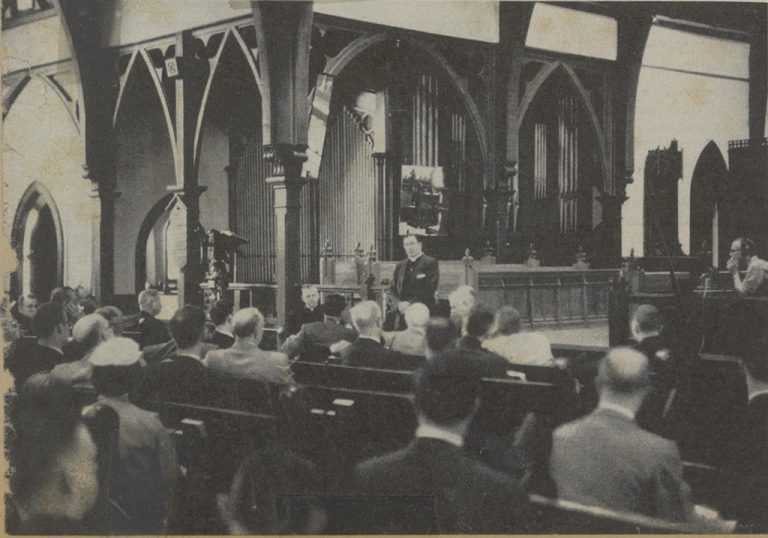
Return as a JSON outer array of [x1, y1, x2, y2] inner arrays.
[[292, 361, 416, 393]]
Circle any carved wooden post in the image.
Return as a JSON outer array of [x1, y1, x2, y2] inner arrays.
[[462, 248, 474, 286]]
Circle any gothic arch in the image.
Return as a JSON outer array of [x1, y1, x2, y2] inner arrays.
[[135, 193, 175, 294], [690, 140, 729, 265], [517, 61, 611, 193], [319, 32, 489, 179], [11, 181, 65, 296]]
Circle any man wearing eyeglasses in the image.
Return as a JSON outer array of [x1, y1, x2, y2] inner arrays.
[[727, 237, 768, 297]]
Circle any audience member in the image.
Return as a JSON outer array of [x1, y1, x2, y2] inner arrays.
[[355, 352, 527, 533], [96, 305, 126, 338], [135, 305, 232, 406], [8, 374, 99, 534], [483, 306, 554, 366], [727, 237, 768, 297], [7, 303, 68, 388], [205, 308, 293, 385], [630, 305, 672, 371], [454, 306, 509, 378], [385, 302, 429, 356], [53, 313, 110, 385], [209, 300, 235, 349], [10, 293, 37, 335], [341, 301, 403, 369], [125, 289, 170, 349], [50, 286, 83, 327], [424, 317, 458, 359], [282, 284, 324, 338], [281, 294, 356, 359], [90, 338, 178, 534], [81, 298, 98, 315], [550, 347, 698, 522], [448, 285, 476, 335]]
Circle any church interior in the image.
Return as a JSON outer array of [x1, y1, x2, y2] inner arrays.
[[2, 1, 767, 534]]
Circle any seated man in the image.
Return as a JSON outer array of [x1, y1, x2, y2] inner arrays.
[[424, 317, 458, 359], [456, 306, 508, 378], [7, 303, 68, 388], [483, 306, 554, 366], [90, 338, 178, 534], [341, 301, 403, 369], [728, 237, 768, 296], [282, 284, 324, 339], [7, 374, 99, 534], [10, 293, 38, 335], [385, 303, 429, 356], [550, 347, 700, 522], [355, 352, 527, 534], [124, 289, 170, 349], [53, 313, 110, 385], [448, 285, 476, 335], [209, 300, 235, 349], [281, 294, 356, 360], [205, 307, 293, 385], [95, 305, 126, 338], [135, 305, 233, 406]]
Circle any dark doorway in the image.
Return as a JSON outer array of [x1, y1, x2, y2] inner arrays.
[[28, 205, 58, 302]]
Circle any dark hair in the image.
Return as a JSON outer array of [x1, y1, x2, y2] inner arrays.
[[49, 287, 68, 305], [425, 317, 457, 353], [465, 305, 495, 338], [415, 350, 481, 425], [169, 305, 206, 349], [92, 363, 144, 397], [18, 293, 37, 306], [403, 234, 423, 244], [32, 303, 66, 339], [322, 294, 346, 318], [633, 304, 662, 334], [82, 299, 97, 315], [10, 374, 84, 502], [210, 300, 234, 325]]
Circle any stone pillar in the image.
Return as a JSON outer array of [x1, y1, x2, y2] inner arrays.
[[86, 176, 119, 304], [597, 193, 628, 259], [373, 152, 395, 261]]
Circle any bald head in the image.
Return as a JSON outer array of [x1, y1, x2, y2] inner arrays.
[[404, 303, 430, 329], [232, 308, 265, 341], [350, 301, 382, 337], [598, 347, 651, 397]]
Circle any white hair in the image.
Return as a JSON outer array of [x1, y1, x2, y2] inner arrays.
[[350, 301, 382, 334], [404, 303, 430, 328]]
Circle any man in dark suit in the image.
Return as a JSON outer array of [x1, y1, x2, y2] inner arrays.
[[388, 234, 439, 329], [354, 351, 527, 534], [209, 300, 235, 349], [341, 301, 406, 369], [124, 289, 170, 349], [10, 293, 38, 335], [550, 347, 697, 522], [8, 303, 68, 388], [135, 305, 233, 407], [281, 294, 356, 360], [281, 284, 324, 339], [457, 306, 509, 378]]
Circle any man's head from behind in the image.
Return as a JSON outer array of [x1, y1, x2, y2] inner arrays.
[[350, 301, 382, 337], [323, 293, 347, 319], [424, 317, 457, 358], [465, 305, 496, 341], [301, 285, 320, 310], [138, 289, 162, 316], [448, 285, 476, 317], [210, 300, 234, 328], [95, 306, 125, 338], [415, 351, 481, 432], [17, 293, 38, 319], [90, 337, 144, 397], [597, 347, 652, 413], [232, 308, 265, 343], [169, 305, 206, 350], [495, 306, 521, 336], [72, 313, 110, 352], [630, 304, 662, 341], [404, 302, 430, 330], [32, 303, 68, 345]]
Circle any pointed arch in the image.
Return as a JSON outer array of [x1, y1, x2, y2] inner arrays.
[[319, 32, 488, 182], [11, 181, 65, 296], [112, 50, 140, 127], [2, 75, 31, 120], [135, 193, 175, 294], [690, 140, 729, 265], [517, 61, 610, 193]]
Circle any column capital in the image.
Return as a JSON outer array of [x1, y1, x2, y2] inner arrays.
[[264, 143, 308, 178], [166, 184, 208, 200]]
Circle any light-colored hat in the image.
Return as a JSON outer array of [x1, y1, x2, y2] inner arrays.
[[89, 337, 142, 367]]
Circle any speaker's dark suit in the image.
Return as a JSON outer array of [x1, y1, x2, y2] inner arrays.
[[550, 407, 694, 522], [389, 254, 439, 308], [355, 437, 527, 534]]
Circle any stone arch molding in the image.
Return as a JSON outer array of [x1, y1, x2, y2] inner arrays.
[[517, 61, 611, 194]]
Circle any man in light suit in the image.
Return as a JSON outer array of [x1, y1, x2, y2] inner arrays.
[[354, 351, 527, 534], [388, 234, 439, 329], [280, 294, 356, 360], [206, 307, 293, 385], [385, 302, 429, 356], [550, 347, 696, 522]]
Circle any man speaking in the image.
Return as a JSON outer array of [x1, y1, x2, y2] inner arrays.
[[388, 234, 439, 330]]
